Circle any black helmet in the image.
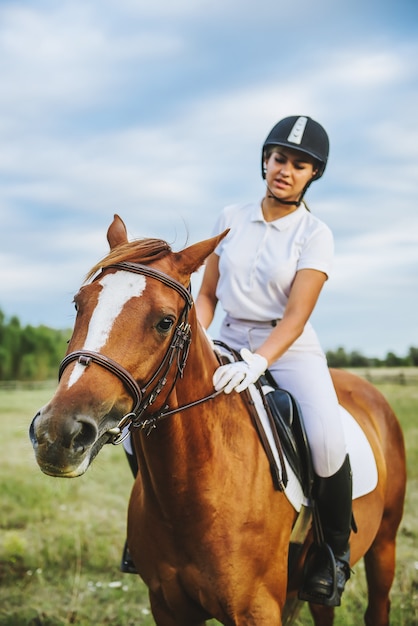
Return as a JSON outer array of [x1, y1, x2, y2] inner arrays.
[[262, 116, 329, 180]]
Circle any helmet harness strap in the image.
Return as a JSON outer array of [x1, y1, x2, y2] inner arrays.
[[265, 178, 314, 208]]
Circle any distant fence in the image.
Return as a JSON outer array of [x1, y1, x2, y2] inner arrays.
[[345, 368, 418, 386]]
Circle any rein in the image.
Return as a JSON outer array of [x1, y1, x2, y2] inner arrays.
[[58, 262, 221, 442]]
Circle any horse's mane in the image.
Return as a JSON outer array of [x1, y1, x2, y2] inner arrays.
[[86, 238, 172, 281]]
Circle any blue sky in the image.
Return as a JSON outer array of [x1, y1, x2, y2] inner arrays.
[[0, 0, 417, 358]]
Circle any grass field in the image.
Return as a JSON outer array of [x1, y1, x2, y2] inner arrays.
[[0, 377, 417, 625]]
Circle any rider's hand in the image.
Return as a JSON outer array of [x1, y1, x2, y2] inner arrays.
[[213, 348, 268, 394]]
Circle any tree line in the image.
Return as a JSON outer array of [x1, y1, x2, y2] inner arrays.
[[0, 310, 70, 381], [326, 346, 418, 368], [0, 309, 417, 381]]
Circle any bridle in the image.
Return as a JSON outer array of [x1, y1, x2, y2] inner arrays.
[[58, 261, 222, 443]]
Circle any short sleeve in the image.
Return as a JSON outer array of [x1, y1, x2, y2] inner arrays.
[[297, 223, 334, 278]]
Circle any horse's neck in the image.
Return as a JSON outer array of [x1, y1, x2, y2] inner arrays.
[[135, 392, 249, 522], [134, 334, 251, 510]]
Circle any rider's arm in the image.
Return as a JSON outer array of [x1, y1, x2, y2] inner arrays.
[[255, 268, 327, 366], [195, 252, 220, 330]]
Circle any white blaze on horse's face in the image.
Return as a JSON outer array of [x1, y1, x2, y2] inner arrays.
[[68, 271, 146, 388]]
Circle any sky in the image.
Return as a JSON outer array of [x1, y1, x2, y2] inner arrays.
[[0, 0, 417, 359]]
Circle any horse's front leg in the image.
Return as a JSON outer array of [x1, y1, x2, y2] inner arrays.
[[149, 590, 208, 626]]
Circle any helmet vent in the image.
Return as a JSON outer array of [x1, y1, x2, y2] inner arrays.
[[287, 116, 308, 145]]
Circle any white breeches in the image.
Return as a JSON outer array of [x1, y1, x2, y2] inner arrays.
[[218, 315, 347, 478]]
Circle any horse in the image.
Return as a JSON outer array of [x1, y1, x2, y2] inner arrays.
[[30, 214, 406, 626]]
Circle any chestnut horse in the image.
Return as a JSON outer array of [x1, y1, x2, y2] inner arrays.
[[30, 215, 406, 626]]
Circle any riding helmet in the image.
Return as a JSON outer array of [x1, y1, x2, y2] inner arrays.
[[262, 116, 329, 180]]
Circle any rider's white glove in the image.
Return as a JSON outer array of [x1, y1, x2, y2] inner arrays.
[[213, 348, 268, 394]]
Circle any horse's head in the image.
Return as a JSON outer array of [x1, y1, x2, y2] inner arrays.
[[29, 214, 227, 477]]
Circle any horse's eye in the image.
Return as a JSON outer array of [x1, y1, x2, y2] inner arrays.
[[157, 317, 175, 333], [73, 300, 79, 312]]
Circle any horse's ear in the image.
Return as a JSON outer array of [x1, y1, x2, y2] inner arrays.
[[107, 214, 128, 249], [176, 229, 229, 277]]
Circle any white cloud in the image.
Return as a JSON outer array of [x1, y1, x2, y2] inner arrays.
[[320, 50, 407, 88], [0, 2, 184, 125]]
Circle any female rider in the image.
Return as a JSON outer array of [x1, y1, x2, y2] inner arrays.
[[195, 115, 353, 607]]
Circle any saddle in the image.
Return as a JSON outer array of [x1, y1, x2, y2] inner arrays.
[[257, 370, 314, 497], [214, 340, 314, 500]]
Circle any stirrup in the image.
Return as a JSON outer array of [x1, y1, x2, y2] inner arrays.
[[298, 543, 348, 607], [120, 540, 137, 574]]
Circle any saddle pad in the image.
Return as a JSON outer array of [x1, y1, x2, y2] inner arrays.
[[341, 405, 378, 499], [247, 384, 378, 512]]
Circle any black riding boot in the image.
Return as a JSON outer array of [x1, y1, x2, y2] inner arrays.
[[120, 449, 138, 574], [299, 454, 353, 606]]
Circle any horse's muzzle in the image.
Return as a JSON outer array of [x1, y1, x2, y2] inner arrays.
[[29, 409, 99, 477]]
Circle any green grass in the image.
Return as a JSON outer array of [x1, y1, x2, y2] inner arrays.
[[0, 381, 416, 625]]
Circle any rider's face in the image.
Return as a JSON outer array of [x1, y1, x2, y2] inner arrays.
[[264, 147, 317, 202]]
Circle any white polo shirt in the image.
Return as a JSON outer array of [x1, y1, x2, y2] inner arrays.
[[213, 201, 334, 321]]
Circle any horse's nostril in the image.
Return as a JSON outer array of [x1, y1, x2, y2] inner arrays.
[[62, 416, 98, 452], [29, 412, 40, 446]]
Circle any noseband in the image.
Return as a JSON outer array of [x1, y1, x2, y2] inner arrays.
[[59, 262, 199, 442]]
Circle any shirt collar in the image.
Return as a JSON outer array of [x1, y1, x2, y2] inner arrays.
[[250, 201, 307, 231]]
